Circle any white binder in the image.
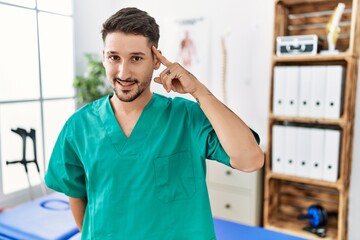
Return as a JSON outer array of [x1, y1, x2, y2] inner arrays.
[[324, 65, 344, 119], [323, 129, 341, 182], [272, 125, 285, 174], [295, 127, 311, 178], [310, 66, 326, 118], [284, 66, 300, 116], [309, 128, 325, 180], [299, 66, 312, 118], [284, 126, 297, 175], [273, 66, 286, 115]]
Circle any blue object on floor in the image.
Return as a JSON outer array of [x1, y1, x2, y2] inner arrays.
[[213, 218, 306, 240], [0, 192, 79, 240]]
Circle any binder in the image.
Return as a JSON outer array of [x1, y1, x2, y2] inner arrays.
[[324, 65, 344, 119], [323, 129, 341, 182], [309, 128, 325, 180], [295, 127, 311, 178], [284, 126, 297, 175], [273, 66, 286, 115], [298, 66, 312, 118], [272, 125, 285, 174], [284, 66, 300, 116], [310, 66, 326, 118]]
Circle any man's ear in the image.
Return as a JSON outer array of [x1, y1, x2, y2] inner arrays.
[[153, 50, 162, 70]]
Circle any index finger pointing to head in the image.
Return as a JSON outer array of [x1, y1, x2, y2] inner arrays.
[[152, 46, 172, 67]]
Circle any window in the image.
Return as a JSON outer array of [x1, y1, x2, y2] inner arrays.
[[0, 0, 75, 205], [0, 6, 40, 101], [0, 0, 35, 8], [38, 12, 74, 98]]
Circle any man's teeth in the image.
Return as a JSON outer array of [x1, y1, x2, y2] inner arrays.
[[121, 81, 134, 86], [117, 80, 135, 86]]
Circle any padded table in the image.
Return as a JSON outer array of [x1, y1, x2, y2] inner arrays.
[[0, 192, 79, 240], [213, 218, 306, 240]]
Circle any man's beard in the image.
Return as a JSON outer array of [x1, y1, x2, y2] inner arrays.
[[113, 77, 151, 102]]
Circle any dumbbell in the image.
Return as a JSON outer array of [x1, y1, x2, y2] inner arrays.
[[297, 205, 328, 228]]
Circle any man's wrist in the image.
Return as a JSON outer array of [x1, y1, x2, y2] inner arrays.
[[191, 85, 212, 105]]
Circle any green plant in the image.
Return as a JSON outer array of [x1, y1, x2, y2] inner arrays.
[[73, 54, 112, 106]]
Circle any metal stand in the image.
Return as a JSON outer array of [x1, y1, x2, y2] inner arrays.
[[6, 128, 45, 199]]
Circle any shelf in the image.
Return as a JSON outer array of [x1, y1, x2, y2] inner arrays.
[[276, 0, 348, 7], [266, 172, 341, 190], [265, 215, 337, 240], [272, 53, 354, 63], [264, 0, 359, 239], [264, 179, 339, 239], [269, 114, 348, 127]]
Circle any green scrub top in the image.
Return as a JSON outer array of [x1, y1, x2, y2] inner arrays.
[[45, 93, 260, 240]]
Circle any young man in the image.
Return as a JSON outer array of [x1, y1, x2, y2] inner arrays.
[[45, 7, 264, 239]]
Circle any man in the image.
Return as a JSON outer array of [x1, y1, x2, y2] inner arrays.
[[45, 7, 264, 239]]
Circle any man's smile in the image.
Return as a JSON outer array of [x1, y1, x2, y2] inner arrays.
[[115, 78, 137, 87]]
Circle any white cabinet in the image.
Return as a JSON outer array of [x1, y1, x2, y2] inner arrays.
[[207, 158, 263, 226]]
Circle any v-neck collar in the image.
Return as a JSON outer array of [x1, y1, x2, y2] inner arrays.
[[98, 94, 157, 155]]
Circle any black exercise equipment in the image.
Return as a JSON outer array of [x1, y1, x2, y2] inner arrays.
[[298, 205, 337, 238], [6, 127, 41, 199], [298, 205, 328, 228], [6, 128, 40, 173]]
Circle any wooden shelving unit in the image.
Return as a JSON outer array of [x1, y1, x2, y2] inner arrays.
[[263, 0, 360, 239], [273, 53, 354, 62]]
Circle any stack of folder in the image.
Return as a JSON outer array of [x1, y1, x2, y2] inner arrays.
[[272, 125, 341, 182], [273, 65, 344, 119]]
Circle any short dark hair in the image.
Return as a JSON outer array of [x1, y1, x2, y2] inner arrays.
[[101, 7, 160, 47]]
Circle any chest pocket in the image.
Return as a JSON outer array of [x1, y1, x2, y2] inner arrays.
[[153, 151, 196, 203]]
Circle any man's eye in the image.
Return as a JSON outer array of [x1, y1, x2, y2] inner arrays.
[[109, 56, 120, 61], [132, 56, 142, 61]]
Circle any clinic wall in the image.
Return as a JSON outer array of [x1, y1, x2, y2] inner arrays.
[[73, 0, 360, 238], [349, 58, 360, 240], [73, 0, 123, 74]]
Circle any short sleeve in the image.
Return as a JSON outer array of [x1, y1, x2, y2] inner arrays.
[[189, 103, 231, 167], [44, 122, 87, 198]]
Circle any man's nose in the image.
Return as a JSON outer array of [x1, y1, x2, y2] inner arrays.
[[118, 63, 131, 80]]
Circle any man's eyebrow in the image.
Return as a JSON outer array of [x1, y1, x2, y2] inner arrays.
[[106, 51, 118, 55], [130, 52, 146, 55], [106, 51, 146, 55]]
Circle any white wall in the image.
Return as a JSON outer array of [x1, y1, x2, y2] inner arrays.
[[73, 0, 123, 74], [73, 0, 359, 238], [349, 58, 360, 240]]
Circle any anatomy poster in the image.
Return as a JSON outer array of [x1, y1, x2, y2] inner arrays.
[[159, 17, 211, 89]]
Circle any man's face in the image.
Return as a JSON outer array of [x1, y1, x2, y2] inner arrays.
[[103, 32, 159, 102]]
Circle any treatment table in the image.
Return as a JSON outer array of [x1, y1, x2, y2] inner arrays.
[[0, 192, 78, 240]]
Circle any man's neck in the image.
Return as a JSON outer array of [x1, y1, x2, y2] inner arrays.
[[110, 90, 153, 116]]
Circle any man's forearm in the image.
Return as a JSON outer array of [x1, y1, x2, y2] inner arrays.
[[69, 197, 87, 231], [192, 84, 264, 172]]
